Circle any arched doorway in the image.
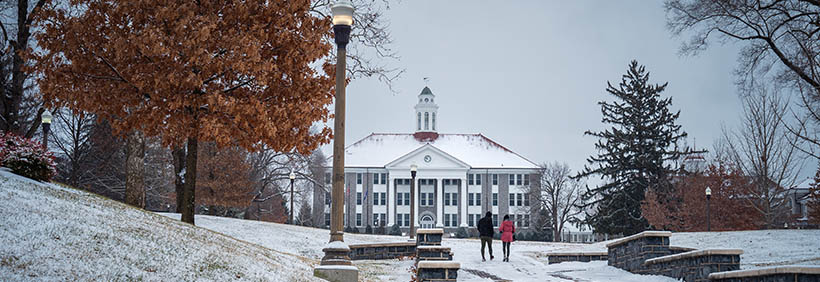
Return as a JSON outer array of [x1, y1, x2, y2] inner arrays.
[[420, 214, 435, 229]]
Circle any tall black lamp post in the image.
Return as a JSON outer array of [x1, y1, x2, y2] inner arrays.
[[705, 186, 712, 232], [410, 164, 417, 239], [317, 2, 357, 281], [289, 171, 296, 225], [41, 111, 52, 150]]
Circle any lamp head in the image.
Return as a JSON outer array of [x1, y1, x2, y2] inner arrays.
[[410, 164, 417, 172], [41, 111, 53, 124], [705, 187, 712, 196], [331, 1, 354, 26], [289, 171, 296, 180]]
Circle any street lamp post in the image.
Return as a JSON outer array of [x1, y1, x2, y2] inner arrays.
[[410, 164, 418, 239], [41, 111, 52, 150], [317, 2, 357, 281], [705, 186, 712, 232], [289, 171, 296, 225]]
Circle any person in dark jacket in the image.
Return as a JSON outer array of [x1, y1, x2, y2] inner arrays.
[[477, 211, 495, 261]]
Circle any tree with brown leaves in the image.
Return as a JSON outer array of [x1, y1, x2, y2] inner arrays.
[[31, 1, 335, 225]]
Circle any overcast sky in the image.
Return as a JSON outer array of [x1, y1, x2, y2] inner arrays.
[[332, 0, 750, 176]]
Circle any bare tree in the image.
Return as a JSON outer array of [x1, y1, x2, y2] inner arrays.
[[722, 86, 806, 228], [666, 0, 820, 157], [50, 108, 94, 187], [531, 162, 584, 242]]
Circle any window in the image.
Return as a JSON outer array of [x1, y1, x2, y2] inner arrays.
[[493, 193, 498, 206], [492, 174, 498, 185], [432, 113, 436, 131], [405, 214, 410, 227], [325, 213, 330, 227], [517, 193, 523, 206], [373, 173, 379, 184], [516, 174, 523, 185], [468, 193, 474, 206], [475, 174, 481, 185], [510, 193, 516, 206], [444, 214, 451, 227], [509, 174, 515, 185], [356, 213, 362, 227], [373, 192, 379, 205], [421, 193, 427, 206], [380, 214, 386, 227], [468, 174, 474, 185], [524, 174, 530, 186], [404, 192, 410, 205], [444, 193, 450, 206], [397, 193, 404, 206], [417, 112, 421, 130], [425, 112, 429, 130], [381, 192, 386, 205], [493, 214, 498, 227], [468, 214, 474, 227], [380, 173, 387, 184], [524, 193, 530, 206], [443, 179, 450, 186], [451, 193, 458, 206], [524, 215, 530, 227], [325, 173, 332, 184], [325, 192, 331, 205], [373, 214, 379, 226], [357, 173, 362, 184], [476, 192, 481, 206], [357, 192, 362, 205]]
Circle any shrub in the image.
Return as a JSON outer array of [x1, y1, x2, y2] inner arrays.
[[0, 133, 56, 181], [365, 225, 373, 234], [388, 224, 402, 236], [455, 226, 469, 238]]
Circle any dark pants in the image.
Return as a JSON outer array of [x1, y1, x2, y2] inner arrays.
[[480, 236, 493, 259], [503, 242, 511, 258]]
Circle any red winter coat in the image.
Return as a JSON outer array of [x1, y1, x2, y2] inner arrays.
[[500, 220, 515, 242]]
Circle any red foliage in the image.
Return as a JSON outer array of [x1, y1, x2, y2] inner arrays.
[[643, 163, 762, 231], [0, 132, 56, 181]]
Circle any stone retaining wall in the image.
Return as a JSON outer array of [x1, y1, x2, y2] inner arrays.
[[606, 231, 673, 273], [348, 242, 416, 260], [417, 261, 459, 282], [643, 249, 742, 282], [709, 266, 820, 282], [547, 252, 608, 264]]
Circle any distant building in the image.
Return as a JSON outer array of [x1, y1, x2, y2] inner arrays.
[[313, 86, 540, 233], [787, 178, 817, 229]]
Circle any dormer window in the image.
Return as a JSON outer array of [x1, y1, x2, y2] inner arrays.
[[425, 98, 429, 102]]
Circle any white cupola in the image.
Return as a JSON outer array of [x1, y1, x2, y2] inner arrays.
[[415, 86, 439, 133]]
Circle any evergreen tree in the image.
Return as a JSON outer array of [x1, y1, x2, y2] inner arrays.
[[579, 60, 689, 236]]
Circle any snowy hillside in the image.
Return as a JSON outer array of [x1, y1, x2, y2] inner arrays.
[[0, 169, 322, 281]]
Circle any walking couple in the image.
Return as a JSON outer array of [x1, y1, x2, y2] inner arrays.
[[477, 211, 515, 262]]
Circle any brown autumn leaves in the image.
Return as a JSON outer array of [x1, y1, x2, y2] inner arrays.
[[26, 1, 338, 224]]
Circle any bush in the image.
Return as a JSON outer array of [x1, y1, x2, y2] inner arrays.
[[365, 225, 373, 234], [388, 224, 402, 236], [344, 225, 359, 233], [0, 133, 56, 181], [455, 226, 469, 238]]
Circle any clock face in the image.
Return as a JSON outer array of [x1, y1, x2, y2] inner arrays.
[[423, 155, 432, 163]]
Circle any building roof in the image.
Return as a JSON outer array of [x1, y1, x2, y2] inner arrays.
[[331, 133, 538, 169], [420, 86, 433, 96]]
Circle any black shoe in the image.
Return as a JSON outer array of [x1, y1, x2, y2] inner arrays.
[[482, 258, 486, 262], [490, 255, 494, 260]]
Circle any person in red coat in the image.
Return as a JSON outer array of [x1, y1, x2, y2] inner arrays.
[[499, 214, 515, 262]]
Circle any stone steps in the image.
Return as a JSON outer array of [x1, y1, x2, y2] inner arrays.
[[415, 228, 460, 282]]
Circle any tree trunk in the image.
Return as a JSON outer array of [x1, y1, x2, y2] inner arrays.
[[181, 137, 198, 225], [553, 208, 560, 242], [125, 130, 145, 208], [7, 0, 30, 134], [172, 145, 186, 213]]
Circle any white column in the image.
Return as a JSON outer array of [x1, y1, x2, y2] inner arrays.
[[460, 176, 468, 227], [436, 178, 444, 228], [387, 174, 394, 227]]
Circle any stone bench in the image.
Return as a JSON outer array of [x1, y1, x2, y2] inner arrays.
[[643, 249, 742, 282], [416, 245, 453, 262], [546, 252, 608, 264], [348, 242, 416, 260], [416, 228, 444, 246], [709, 265, 820, 282], [606, 231, 672, 273], [417, 261, 460, 282]]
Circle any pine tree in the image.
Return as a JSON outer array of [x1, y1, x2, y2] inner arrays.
[[579, 60, 689, 236]]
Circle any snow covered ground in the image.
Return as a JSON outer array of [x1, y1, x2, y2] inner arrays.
[[0, 169, 324, 281], [2, 167, 817, 281]]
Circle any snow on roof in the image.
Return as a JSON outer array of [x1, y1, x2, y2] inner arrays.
[[332, 133, 538, 169]]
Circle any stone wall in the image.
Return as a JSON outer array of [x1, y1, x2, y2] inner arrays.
[[348, 242, 416, 260], [606, 231, 673, 273], [643, 249, 742, 282], [547, 252, 608, 264], [709, 266, 820, 282]]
